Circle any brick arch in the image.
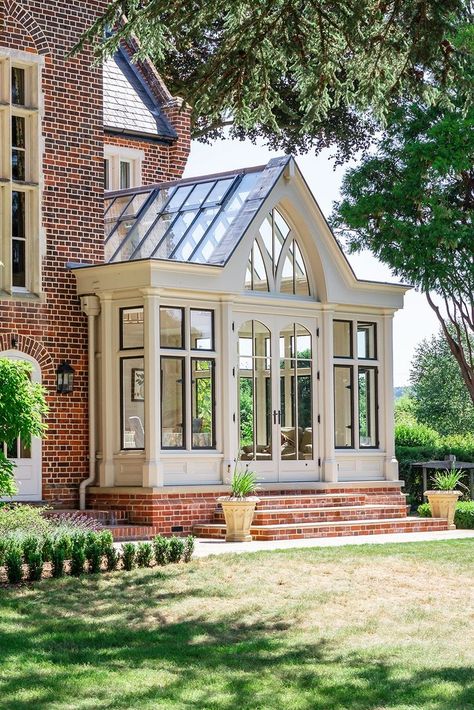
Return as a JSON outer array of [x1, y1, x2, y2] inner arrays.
[[0, 334, 54, 374], [3, 0, 50, 55]]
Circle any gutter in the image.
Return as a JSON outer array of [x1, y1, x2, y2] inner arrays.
[[79, 295, 101, 510]]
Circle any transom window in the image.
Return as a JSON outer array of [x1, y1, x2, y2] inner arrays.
[[245, 208, 311, 296], [0, 51, 42, 294], [333, 318, 379, 449]]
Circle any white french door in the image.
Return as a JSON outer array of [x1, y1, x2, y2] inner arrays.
[[0, 351, 42, 500], [237, 314, 319, 483]]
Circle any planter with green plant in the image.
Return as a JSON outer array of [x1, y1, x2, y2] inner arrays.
[[218, 465, 260, 542], [424, 465, 467, 529]]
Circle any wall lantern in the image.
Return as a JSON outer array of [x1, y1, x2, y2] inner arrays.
[[56, 360, 75, 394]]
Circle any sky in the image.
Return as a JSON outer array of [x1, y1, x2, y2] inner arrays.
[[184, 137, 440, 387]]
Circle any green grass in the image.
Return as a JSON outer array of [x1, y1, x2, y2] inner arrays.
[[1, 540, 474, 709]]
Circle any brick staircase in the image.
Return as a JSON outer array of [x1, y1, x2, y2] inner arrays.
[[192, 490, 449, 541], [46, 509, 159, 541]]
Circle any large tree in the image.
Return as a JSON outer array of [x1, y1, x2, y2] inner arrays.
[[77, 0, 471, 161], [410, 329, 474, 436], [332, 47, 474, 404], [0, 359, 47, 497]]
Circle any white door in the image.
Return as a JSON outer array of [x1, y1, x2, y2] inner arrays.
[[237, 316, 319, 483], [0, 351, 42, 501]]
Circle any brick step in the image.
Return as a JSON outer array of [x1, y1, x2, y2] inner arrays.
[[45, 509, 129, 524], [229, 493, 369, 510], [213, 504, 408, 525], [193, 517, 449, 541], [105, 524, 161, 541]]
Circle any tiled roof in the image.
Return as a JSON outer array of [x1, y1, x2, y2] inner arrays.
[[103, 156, 291, 266], [103, 48, 177, 141]]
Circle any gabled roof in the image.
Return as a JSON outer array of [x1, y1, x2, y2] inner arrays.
[[104, 156, 291, 265], [103, 47, 177, 142]]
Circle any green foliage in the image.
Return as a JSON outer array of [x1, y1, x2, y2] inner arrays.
[[22, 535, 39, 563], [105, 545, 120, 572], [0, 359, 48, 496], [70, 534, 87, 577], [410, 329, 474, 436], [122, 542, 136, 571], [239, 378, 254, 448], [168, 537, 185, 564], [153, 535, 170, 566], [395, 422, 440, 448], [5, 541, 23, 584], [0, 504, 51, 537], [394, 394, 417, 426], [182, 535, 195, 563], [77, 0, 470, 160], [431, 466, 467, 491], [85, 532, 103, 574], [136, 542, 153, 568], [231, 468, 260, 498], [332, 68, 474, 404], [0, 538, 7, 566], [41, 535, 54, 563], [418, 501, 474, 529], [26, 550, 43, 582], [51, 539, 67, 578], [98, 530, 114, 555]]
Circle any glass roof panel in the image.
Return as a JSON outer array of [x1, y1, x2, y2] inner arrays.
[[104, 156, 290, 266]]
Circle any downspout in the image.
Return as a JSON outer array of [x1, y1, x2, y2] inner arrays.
[[79, 295, 101, 510]]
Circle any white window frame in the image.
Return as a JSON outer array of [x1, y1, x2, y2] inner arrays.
[[104, 145, 143, 191], [0, 49, 44, 297]]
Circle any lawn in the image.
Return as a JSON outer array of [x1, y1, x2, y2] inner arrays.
[[1, 540, 473, 710]]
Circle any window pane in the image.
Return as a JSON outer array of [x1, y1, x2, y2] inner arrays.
[[160, 307, 184, 348], [104, 159, 109, 190], [12, 239, 26, 287], [357, 322, 377, 359], [333, 320, 352, 358], [192, 359, 215, 448], [121, 307, 144, 349], [334, 366, 353, 447], [120, 161, 131, 189], [12, 116, 25, 148], [161, 357, 184, 448], [12, 149, 25, 181], [121, 357, 145, 449], [12, 191, 25, 238], [190, 310, 213, 350], [359, 367, 378, 447], [11, 67, 25, 105]]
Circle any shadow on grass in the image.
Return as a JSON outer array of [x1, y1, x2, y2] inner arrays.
[[0, 566, 473, 710]]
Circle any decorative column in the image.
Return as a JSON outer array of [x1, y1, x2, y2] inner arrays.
[[221, 299, 234, 484], [382, 313, 399, 480], [141, 290, 163, 487], [98, 294, 115, 487], [321, 307, 338, 482]]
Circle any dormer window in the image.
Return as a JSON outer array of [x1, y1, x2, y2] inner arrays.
[[104, 146, 143, 191]]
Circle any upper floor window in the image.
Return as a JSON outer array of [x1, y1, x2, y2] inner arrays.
[[0, 51, 43, 295], [104, 145, 143, 191], [245, 207, 311, 296]]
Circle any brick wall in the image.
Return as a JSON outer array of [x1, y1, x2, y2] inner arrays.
[[0, 0, 190, 505]]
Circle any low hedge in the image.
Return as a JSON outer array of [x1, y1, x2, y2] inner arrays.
[[0, 532, 195, 585], [418, 501, 474, 529]]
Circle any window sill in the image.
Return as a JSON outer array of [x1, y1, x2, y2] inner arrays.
[[0, 290, 45, 303]]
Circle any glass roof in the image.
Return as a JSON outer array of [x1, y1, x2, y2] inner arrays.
[[104, 156, 290, 266]]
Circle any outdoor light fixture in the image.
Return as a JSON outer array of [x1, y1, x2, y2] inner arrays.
[[56, 360, 75, 393]]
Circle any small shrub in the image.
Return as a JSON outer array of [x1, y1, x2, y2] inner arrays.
[[105, 545, 120, 572], [85, 532, 103, 574], [418, 503, 431, 517], [182, 535, 195, 563], [168, 536, 185, 563], [153, 535, 170, 566], [0, 504, 51, 537], [41, 535, 54, 563], [22, 535, 39, 563], [432, 467, 468, 492], [27, 550, 43, 582], [50, 511, 102, 535], [122, 542, 136, 571], [70, 533, 87, 576], [5, 541, 23, 584], [0, 538, 7, 566], [51, 541, 66, 578], [99, 530, 114, 555], [136, 541, 153, 567], [395, 422, 440, 448]]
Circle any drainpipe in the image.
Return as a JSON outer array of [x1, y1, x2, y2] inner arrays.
[[79, 295, 101, 510]]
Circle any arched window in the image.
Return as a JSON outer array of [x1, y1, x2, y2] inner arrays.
[[245, 208, 311, 296]]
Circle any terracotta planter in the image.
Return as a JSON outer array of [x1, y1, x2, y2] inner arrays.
[[425, 490, 461, 529], [218, 497, 260, 542]]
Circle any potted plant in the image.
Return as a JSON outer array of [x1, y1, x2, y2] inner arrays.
[[218, 465, 260, 542], [424, 464, 467, 529]]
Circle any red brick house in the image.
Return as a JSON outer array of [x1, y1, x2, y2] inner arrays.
[[1, 1, 448, 541], [0, 0, 190, 506]]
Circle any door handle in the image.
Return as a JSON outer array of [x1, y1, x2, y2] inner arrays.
[[278, 410, 281, 424], [273, 410, 278, 425]]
